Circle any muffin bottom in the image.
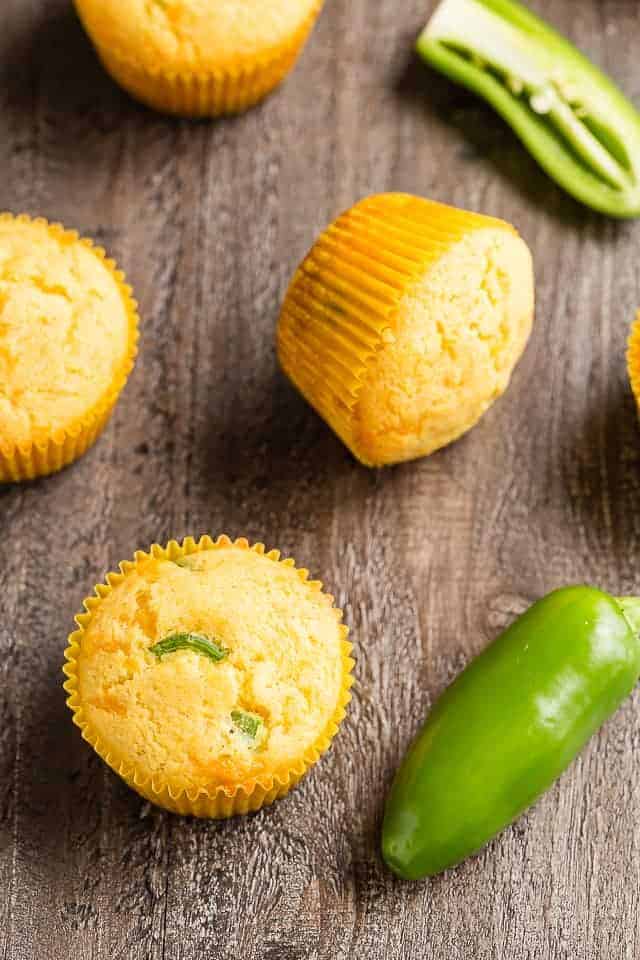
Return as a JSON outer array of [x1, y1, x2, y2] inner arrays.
[[82, 1, 324, 117], [1, 404, 114, 483]]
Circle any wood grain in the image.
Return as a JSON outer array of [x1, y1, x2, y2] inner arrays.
[[1, 0, 640, 957]]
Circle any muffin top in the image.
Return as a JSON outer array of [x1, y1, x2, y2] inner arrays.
[[76, 541, 348, 794], [353, 220, 534, 464], [0, 216, 133, 450], [77, 0, 322, 72]]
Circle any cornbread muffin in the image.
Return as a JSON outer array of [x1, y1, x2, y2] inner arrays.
[[628, 311, 640, 415], [278, 193, 534, 467], [73, 0, 324, 116], [0, 214, 138, 483], [64, 536, 353, 817]]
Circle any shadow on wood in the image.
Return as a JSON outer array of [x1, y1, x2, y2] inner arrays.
[[201, 366, 366, 523]]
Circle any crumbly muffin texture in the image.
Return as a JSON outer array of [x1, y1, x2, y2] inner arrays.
[[277, 193, 534, 467], [76, 545, 346, 793], [0, 218, 130, 449], [75, 0, 322, 71], [354, 227, 533, 465]]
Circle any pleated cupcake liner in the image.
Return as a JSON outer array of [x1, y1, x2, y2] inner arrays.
[[0, 214, 139, 483], [277, 192, 516, 465], [63, 534, 354, 818], [74, 0, 325, 117], [627, 311, 640, 415]]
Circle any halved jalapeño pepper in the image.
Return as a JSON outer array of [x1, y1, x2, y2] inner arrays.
[[382, 587, 640, 879], [416, 0, 640, 218]]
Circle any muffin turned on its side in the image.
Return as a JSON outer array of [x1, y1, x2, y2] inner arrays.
[[73, 0, 325, 116], [0, 214, 139, 483], [64, 536, 353, 817], [278, 193, 535, 467]]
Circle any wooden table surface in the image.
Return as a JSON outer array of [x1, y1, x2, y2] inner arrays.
[[1, 1, 640, 957]]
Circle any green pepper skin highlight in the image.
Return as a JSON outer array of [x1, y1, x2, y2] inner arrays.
[[382, 587, 640, 880]]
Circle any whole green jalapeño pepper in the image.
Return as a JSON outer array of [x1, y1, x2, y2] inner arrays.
[[382, 587, 640, 880], [416, 0, 640, 218]]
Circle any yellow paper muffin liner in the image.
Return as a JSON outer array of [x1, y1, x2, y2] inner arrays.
[[627, 310, 640, 415], [74, 0, 324, 117], [0, 214, 139, 484], [277, 192, 518, 466], [63, 534, 354, 818]]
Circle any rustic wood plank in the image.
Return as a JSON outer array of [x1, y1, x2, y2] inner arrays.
[[1, 0, 640, 957]]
